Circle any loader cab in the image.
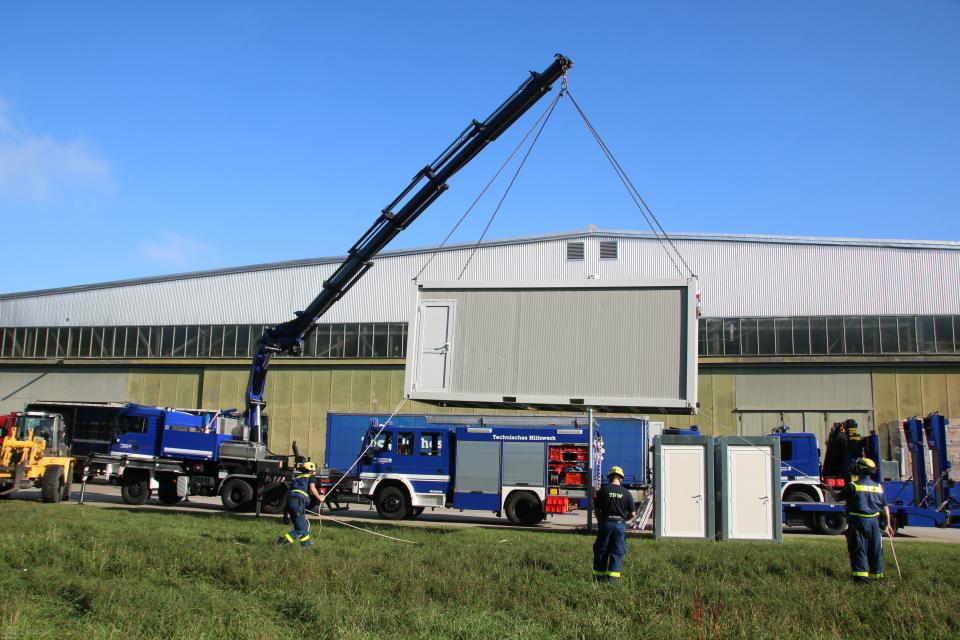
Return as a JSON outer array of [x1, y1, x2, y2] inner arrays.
[[14, 413, 69, 456]]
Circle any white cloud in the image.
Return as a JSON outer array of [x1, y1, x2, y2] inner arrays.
[[139, 231, 218, 271], [0, 98, 112, 202]]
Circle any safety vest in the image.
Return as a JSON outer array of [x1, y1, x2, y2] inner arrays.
[[289, 472, 314, 499], [846, 477, 886, 518]]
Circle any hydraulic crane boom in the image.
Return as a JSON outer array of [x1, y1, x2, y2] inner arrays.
[[246, 54, 573, 439]]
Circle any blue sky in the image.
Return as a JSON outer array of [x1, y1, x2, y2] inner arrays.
[[1, 2, 958, 294]]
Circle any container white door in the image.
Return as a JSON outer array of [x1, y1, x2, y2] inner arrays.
[[415, 302, 454, 392], [661, 445, 706, 537], [727, 446, 773, 540]]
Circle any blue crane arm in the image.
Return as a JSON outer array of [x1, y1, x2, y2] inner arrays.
[[245, 54, 574, 438]]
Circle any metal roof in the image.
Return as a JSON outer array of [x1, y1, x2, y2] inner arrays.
[[1, 228, 958, 326]]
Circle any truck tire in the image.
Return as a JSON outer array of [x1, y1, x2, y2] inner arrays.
[[260, 482, 287, 515], [121, 476, 151, 505], [157, 474, 183, 505], [221, 478, 255, 512], [41, 465, 64, 504], [783, 490, 814, 530], [505, 491, 544, 526], [815, 511, 847, 536], [374, 486, 408, 520]]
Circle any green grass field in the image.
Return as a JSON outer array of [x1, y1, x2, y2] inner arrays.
[[0, 502, 958, 640]]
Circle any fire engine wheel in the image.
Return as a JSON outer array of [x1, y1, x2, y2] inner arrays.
[[121, 477, 151, 505], [815, 511, 847, 536], [375, 486, 408, 520], [157, 474, 183, 505], [505, 492, 544, 526], [260, 482, 287, 515], [41, 465, 64, 504], [221, 478, 255, 512]]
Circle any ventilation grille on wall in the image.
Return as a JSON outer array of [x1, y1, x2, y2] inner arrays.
[[599, 240, 618, 260], [566, 241, 585, 260]]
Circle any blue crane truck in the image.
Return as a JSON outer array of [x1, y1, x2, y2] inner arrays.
[[323, 412, 652, 525], [82, 55, 576, 512], [776, 413, 958, 534]]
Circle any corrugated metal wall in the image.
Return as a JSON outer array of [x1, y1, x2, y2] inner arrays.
[[3, 231, 959, 326]]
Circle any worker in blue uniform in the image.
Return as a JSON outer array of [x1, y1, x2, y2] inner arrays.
[[844, 457, 893, 583], [592, 466, 636, 583], [278, 460, 324, 547]]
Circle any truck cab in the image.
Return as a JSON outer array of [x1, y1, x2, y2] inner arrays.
[[771, 429, 827, 502], [110, 404, 237, 462]]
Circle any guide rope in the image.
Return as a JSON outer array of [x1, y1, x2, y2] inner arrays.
[[306, 507, 419, 545], [563, 87, 696, 280]]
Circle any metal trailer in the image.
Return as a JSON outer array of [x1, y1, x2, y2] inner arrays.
[[404, 279, 698, 413], [778, 413, 959, 533]]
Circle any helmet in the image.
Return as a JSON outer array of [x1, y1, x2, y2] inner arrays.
[[301, 461, 317, 472], [607, 466, 625, 479], [854, 457, 876, 472]]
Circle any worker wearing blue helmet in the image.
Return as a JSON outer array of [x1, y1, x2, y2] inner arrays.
[[592, 465, 636, 583], [844, 457, 893, 583], [278, 460, 324, 547]]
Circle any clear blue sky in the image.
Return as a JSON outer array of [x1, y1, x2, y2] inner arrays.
[[1, 2, 957, 294]]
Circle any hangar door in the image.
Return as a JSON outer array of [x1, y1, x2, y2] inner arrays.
[[734, 369, 874, 458]]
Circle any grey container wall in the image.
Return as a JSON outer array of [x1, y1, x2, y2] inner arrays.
[[714, 436, 783, 543], [403, 279, 698, 413], [653, 435, 715, 540]]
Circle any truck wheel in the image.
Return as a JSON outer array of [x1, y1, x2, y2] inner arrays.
[[783, 490, 814, 530], [260, 482, 287, 514], [221, 478, 255, 511], [121, 477, 151, 505], [505, 492, 544, 526], [157, 474, 183, 505], [815, 511, 847, 536], [375, 486, 408, 520], [41, 465, 64, 504]]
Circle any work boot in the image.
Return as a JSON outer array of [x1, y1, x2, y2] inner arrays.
[[853, 577, 868, 585]]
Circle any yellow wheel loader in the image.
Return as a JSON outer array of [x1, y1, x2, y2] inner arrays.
[[0, 412, 74, 502]]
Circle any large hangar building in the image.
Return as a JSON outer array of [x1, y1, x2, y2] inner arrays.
[[1, 229, 958, 465]]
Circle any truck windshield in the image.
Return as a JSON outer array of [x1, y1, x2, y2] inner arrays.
[[15, 415, 54, 442], [114, 415, 148, 435]]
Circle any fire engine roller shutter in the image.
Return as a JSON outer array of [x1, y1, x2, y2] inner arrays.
[[501, 442, 546, 487], [455, 441, 501, 494]]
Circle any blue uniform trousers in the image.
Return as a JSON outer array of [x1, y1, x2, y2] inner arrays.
[[284, 495, 312, 546], [593, 520, 627, 581], [846, 516, 883, 579]]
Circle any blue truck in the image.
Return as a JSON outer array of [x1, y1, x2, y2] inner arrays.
[[89, 403, 291, 513], [776, 413, 958, 534], [324, 412, 652, 525]]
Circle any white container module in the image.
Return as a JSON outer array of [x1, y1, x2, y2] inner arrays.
[[653, 434, 715, 540], [714, 436, 783, 543], [403, 279, 699, 413]]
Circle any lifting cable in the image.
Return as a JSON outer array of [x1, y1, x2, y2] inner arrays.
[[456, 88, 564, 280], [412, 86, 565, 283], [563, 87, 696, 280]]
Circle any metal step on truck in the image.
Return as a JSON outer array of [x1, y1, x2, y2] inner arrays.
[[776, 413, 958, 534], [85, 403, 294, 513], [324, 413, 653, 526]]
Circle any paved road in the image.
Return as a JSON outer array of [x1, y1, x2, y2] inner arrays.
[[8, 482, 960, 543]]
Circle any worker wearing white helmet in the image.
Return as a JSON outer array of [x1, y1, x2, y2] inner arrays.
[[592, 465, 636, 583], [278, 460, 324, 547]]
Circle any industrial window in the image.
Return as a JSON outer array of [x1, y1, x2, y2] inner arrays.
[[775, 318, 793, 355], [705, 318, 722, 356], [934, 316, 954, 353], [898, 317, 917, 352], [844, 317, 864, 354], [697, 319, 706, 356], [723, 318, 740, 355], [826, 317, 844, 355], [420, 432, 442, 456], [955, 316, 960, 352], [757, 318, 775, 354], [917, 316, 935, 352], [880, 317, 899, 353], [809, 318, 828, 354], [599, 240, 618, 260], [792, 318, 811, 355], [566, 241, 585, 260], [740, 318, 759, 355], [862, 317, 881, 354]]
